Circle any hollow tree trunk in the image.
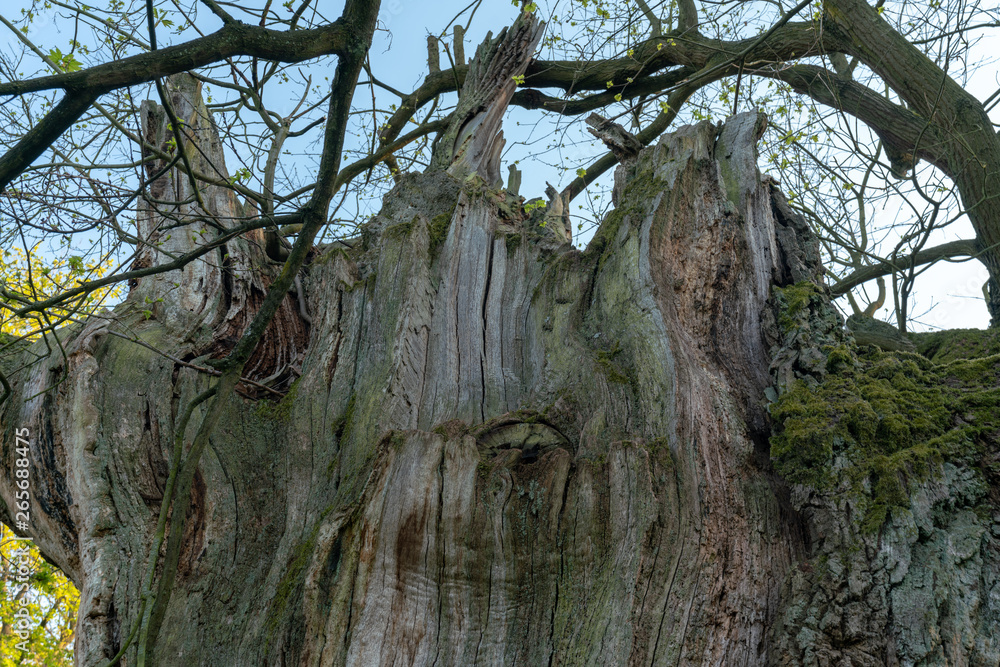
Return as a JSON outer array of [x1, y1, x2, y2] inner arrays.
[[2, 13, 998, 666]]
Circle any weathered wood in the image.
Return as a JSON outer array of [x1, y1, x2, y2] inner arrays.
[[586, 113, 643, 162], [2, 102, 805, 664], [2, 16, 998, 667], [431, 13, 544, 185], [135, 73, 309, 388]]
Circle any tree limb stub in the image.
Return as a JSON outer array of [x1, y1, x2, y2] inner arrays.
[[586, 113, 643, 163]]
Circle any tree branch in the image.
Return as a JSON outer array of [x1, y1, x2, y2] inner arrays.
[[560, 63, 714, 204], [677, 0, 699, 31], [378, 16, 836, 149], [764, 64, 947, 172], [0, 18, 352, 98], [199, 0, 236, 24], [0, 91, 97, 193], [510, 67, 696, 116], [337, 117, 450, 187], [634, 0, 662, 37], [6, 212, 301, 316], [830, 239, 979, 296]]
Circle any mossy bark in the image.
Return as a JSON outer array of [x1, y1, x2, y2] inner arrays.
[[0, 107, 804, 666], [766, 296, 1000, 665]]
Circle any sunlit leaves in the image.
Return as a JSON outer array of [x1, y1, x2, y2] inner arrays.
[[46, 48, 81, 72], [0, 247, 122, 338], [0, 524, 78, 666]]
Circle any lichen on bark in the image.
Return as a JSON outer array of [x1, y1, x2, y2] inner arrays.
[[767, 277, 1000, 665]]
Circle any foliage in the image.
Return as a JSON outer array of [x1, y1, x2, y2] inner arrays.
[[0, 247, 121, 338], [0, 524, 77, 666]]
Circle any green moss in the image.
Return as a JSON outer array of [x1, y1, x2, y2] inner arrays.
[[428, 212, 452, 261], [646, 436, 670, 452], [341, 272, 377, 294], [911, 328, 1000, 362], [504, 232, 523, 253], [580, 165, 666, 268], [389, 430, 406, 450], [859, 443, 942, 533], [772, 281, 824, 332], [431, 419, 469, 439], [330, 392, 357, 442], [313, 244, 356, 267], [825, 344, 854, 374], [263, 520, 322, 649], [383, 217, 417, 239], [770, 344, 1000, 533], [583, 208, 622, 261], [643, 437, 676, 473], [254, 379, 300, 422], [594, 342, 630, 384]]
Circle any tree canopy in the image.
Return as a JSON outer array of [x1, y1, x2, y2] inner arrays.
[[1, 0, 999, 338]]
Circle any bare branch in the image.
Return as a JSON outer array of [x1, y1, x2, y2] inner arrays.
[[831, 239, 979, 296]]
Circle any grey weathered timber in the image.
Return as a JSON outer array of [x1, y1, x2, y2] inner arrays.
[[135, 73, 308, 385], [2, 13, 998, 667]]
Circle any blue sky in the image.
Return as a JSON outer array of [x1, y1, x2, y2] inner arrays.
[[0, 0, 995, 329]]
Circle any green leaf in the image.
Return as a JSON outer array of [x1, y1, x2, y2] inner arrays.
[[62, 53, 82, 72]]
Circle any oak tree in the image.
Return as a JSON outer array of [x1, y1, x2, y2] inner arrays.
[[1, 1, 999, 665]]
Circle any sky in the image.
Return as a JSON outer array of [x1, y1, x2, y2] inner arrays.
[[1, 0, 996, 330], [369, 0, 1000, 331]]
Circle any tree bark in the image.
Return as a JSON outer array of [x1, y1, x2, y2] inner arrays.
[[2, 14, 999, 666]]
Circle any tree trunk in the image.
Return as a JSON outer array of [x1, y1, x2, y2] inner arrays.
[[2, 14, 998, 666]]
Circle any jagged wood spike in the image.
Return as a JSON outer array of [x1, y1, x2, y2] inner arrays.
[[431, 12, 544, 185], [453, 24, 465, 66], [507, 163, 521, 195]]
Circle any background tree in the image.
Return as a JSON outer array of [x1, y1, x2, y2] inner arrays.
[[0, 524, 78, 666], [0, 1, 998, 665]]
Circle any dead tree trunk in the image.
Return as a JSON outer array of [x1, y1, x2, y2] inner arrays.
[[2, 13, 998, 666]]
